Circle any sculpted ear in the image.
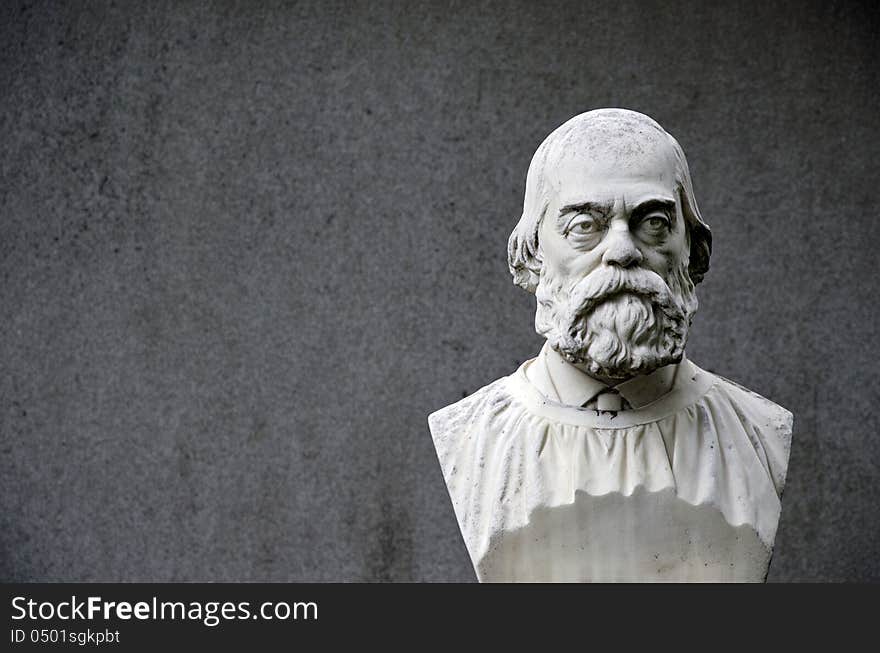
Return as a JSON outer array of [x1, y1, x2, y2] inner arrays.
[[687, 221, 712, 284], [507, 214, 543, 294], [670, 150, 712, 285], [678, 186, 712, 285]]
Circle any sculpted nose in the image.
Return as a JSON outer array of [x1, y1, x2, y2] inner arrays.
[[602, 227, 644, 268]]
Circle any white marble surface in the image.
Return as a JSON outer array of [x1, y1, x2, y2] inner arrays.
[[430, 109, 793, 582], [430, 355, 792, 582]]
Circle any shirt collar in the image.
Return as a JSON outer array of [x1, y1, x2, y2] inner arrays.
[[529, 341, 679, 409]]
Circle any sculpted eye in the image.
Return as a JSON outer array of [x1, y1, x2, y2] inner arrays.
[[565, 214, 603, 237], [636, 213, 671, 237]]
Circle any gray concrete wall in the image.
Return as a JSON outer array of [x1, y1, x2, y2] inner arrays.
[[1, 0, 877, 581]]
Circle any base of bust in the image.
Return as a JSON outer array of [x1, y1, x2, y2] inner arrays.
[[477, 487, 772, 582]]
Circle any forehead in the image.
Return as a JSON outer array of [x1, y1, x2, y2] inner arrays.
[[546, 130, 678, 206]]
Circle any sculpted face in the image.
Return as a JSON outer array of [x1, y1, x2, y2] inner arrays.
[[532, 114, 699, 380]]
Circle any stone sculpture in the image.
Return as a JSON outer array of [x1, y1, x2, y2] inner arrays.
[[429, 109, 793, 582]]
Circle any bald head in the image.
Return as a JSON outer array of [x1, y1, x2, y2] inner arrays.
[[508, 109, 711, 293], [543, 109, 673, 172]]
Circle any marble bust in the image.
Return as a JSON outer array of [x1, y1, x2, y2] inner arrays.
[[429, 109, 793, 582]]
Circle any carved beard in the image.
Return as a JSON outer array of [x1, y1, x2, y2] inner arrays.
[[534, 263, 698, 380]]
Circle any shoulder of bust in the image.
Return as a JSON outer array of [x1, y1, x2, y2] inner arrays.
[[693, 363, 794, 496], [700, 366, 794, 430], [428, 375, 511, 443]]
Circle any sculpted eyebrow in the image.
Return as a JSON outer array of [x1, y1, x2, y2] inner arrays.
[[558, 201, 612, 215], [630, 198, 676, 218]]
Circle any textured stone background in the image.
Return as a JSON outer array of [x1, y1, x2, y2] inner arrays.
[[1, 0, 878, 582]]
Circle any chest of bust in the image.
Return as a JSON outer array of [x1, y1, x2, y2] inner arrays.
[[429, 359, 792, 583], [476, 487, 771, 582]]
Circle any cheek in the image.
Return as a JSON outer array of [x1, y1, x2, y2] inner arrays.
[[539, 221, 603, 280], [538, 222, 572, 277], [642, 229, 688, 277]]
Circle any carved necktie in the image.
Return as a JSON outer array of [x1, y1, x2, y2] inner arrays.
[[585, 388, 630, 414]]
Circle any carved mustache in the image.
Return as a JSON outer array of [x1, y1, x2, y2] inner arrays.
[[566, 266, 684, 319]]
